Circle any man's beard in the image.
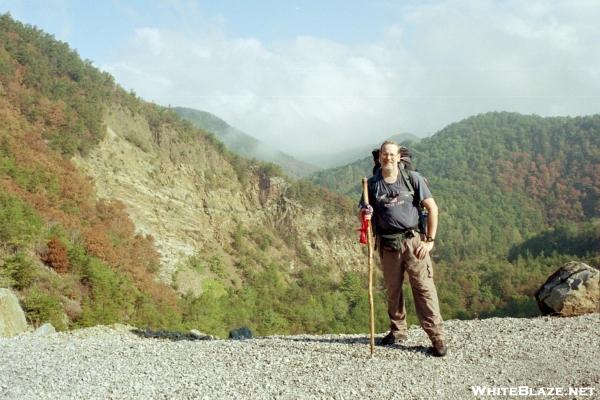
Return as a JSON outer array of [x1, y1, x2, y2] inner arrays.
[[381, 164, 396, 174]]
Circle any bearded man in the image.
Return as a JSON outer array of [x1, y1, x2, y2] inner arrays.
[[360, 140, 446, 357]]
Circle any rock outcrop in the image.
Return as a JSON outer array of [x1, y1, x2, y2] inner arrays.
[[72, 106, 362, 286], [0, 288, 28, 337], [32, 323, 56, 336], [535, 261, 600, 316]]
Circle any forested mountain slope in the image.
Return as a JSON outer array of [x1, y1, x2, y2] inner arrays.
[[311, 112, 599, 319], [0, 14, 180, 330], [1, 14, 597, 338], [0, 14, 376, 337], [173, 107, 318, 178], [312, 112, 599, 257]]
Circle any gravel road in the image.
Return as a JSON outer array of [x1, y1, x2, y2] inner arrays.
[[1, 314, 599, 399]]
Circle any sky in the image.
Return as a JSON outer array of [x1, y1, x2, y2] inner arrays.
[[1, 0, 600, 158]]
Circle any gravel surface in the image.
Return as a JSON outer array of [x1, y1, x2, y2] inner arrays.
[[1, 314, 599, 399]]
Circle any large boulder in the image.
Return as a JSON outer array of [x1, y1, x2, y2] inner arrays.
[[535, 262, 600, 316], [0, 288, 28, 337]]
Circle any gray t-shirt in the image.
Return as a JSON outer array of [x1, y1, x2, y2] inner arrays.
[[362, 169, 432, 234]]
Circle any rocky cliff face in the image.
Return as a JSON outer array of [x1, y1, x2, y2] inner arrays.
[[72, 106, 362, 286]]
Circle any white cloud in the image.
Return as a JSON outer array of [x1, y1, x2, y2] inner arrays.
[[133, 28, 165, 56], [103, 0, 600, 158]]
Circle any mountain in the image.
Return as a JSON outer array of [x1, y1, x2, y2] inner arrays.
[[0, 14, 373, 337], [173, 107, 318, 178], [304, 132, 420, 169], [310, 112, 600, 253], [310, 111, 600, 319], [1, 14, 597, 338]]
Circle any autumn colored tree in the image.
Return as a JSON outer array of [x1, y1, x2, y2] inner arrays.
[[42, 236, 69, 274]]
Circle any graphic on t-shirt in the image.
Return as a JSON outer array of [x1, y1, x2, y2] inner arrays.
[[377, 190, 408, 208]]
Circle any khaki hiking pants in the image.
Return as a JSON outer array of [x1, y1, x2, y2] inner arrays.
[[379, 234, 444, 341]]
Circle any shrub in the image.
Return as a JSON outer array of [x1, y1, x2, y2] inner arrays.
[[208, 255, 227, 279], [2, 252, 37, 290], [23, 288, 67, 330], [248, 226, 273, 251], [41, 236, 69, 274], [0, 189, 43, 250], [78, 257, 135, 326], [181, 279, 229, 336]]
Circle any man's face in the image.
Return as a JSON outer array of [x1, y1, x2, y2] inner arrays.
[[379, 144, 399, 169]]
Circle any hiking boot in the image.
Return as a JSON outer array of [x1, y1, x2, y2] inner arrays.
[[377, 331, 408, 346], [431, 339, 447, 357]]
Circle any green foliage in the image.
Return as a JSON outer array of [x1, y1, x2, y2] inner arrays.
[[23, 288, 67, 330], [67, 243, 88, 275], [286, 179, 355, 216], [0, 13, 115, 155], [227, 152, 251, 185], [247, 226, 274, 251], [258, 161, 284, 179], [0, 252, 37, 290], [178, 261, 392, 338], [185, 256, 205, 274], [309, 112, 599, 260], [310, 158, 371, 197], [72, 246, 182, 330], [0, 142, 60, 196], [0, 189, 44, 250], [207, 255, 227, 279], [435, 251, 598, 320], [509, 220, 600, 260], [491, 294, 539, 318], [181, 279, 230, 336], [79, 257, 136, 326], [409, 113, 599, 261], [128, 293, 183, 330], [5, 13, 599, 336], [309, 111, 599, 322]]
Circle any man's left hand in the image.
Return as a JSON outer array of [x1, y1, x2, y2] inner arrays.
[[415, 241, 434, 260]]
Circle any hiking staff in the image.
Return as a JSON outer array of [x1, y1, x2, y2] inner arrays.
[[361, 177, 376, 356]]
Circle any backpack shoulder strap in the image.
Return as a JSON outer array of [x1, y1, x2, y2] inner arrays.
[[399, 166, 415, 195], [366, 174, 378, 202]]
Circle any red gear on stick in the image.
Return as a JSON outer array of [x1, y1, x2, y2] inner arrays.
[[358, 214, 369, 244]]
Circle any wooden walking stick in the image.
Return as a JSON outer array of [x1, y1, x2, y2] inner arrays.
[[361, 177, 376, 356]]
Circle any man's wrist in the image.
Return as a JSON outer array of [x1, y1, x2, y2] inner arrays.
[[425, 235, 435, 243]]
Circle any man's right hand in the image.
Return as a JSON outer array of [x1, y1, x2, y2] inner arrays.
[[360, 205, 373, 221]]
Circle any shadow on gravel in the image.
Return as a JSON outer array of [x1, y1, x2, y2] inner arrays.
[[129, 331, 436, 356], [393, 344, 433, 356], [267, 336, 433, 355], [131, 328, 213, 342], [265, 336, 370, 345]]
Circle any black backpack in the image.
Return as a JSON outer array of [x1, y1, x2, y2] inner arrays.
[[370, 146, 428, 234]]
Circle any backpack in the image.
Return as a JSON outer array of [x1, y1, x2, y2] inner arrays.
[[370, 146, 428, 234]]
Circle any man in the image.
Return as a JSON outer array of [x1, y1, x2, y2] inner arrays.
[[360, 140, 446, 357]]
